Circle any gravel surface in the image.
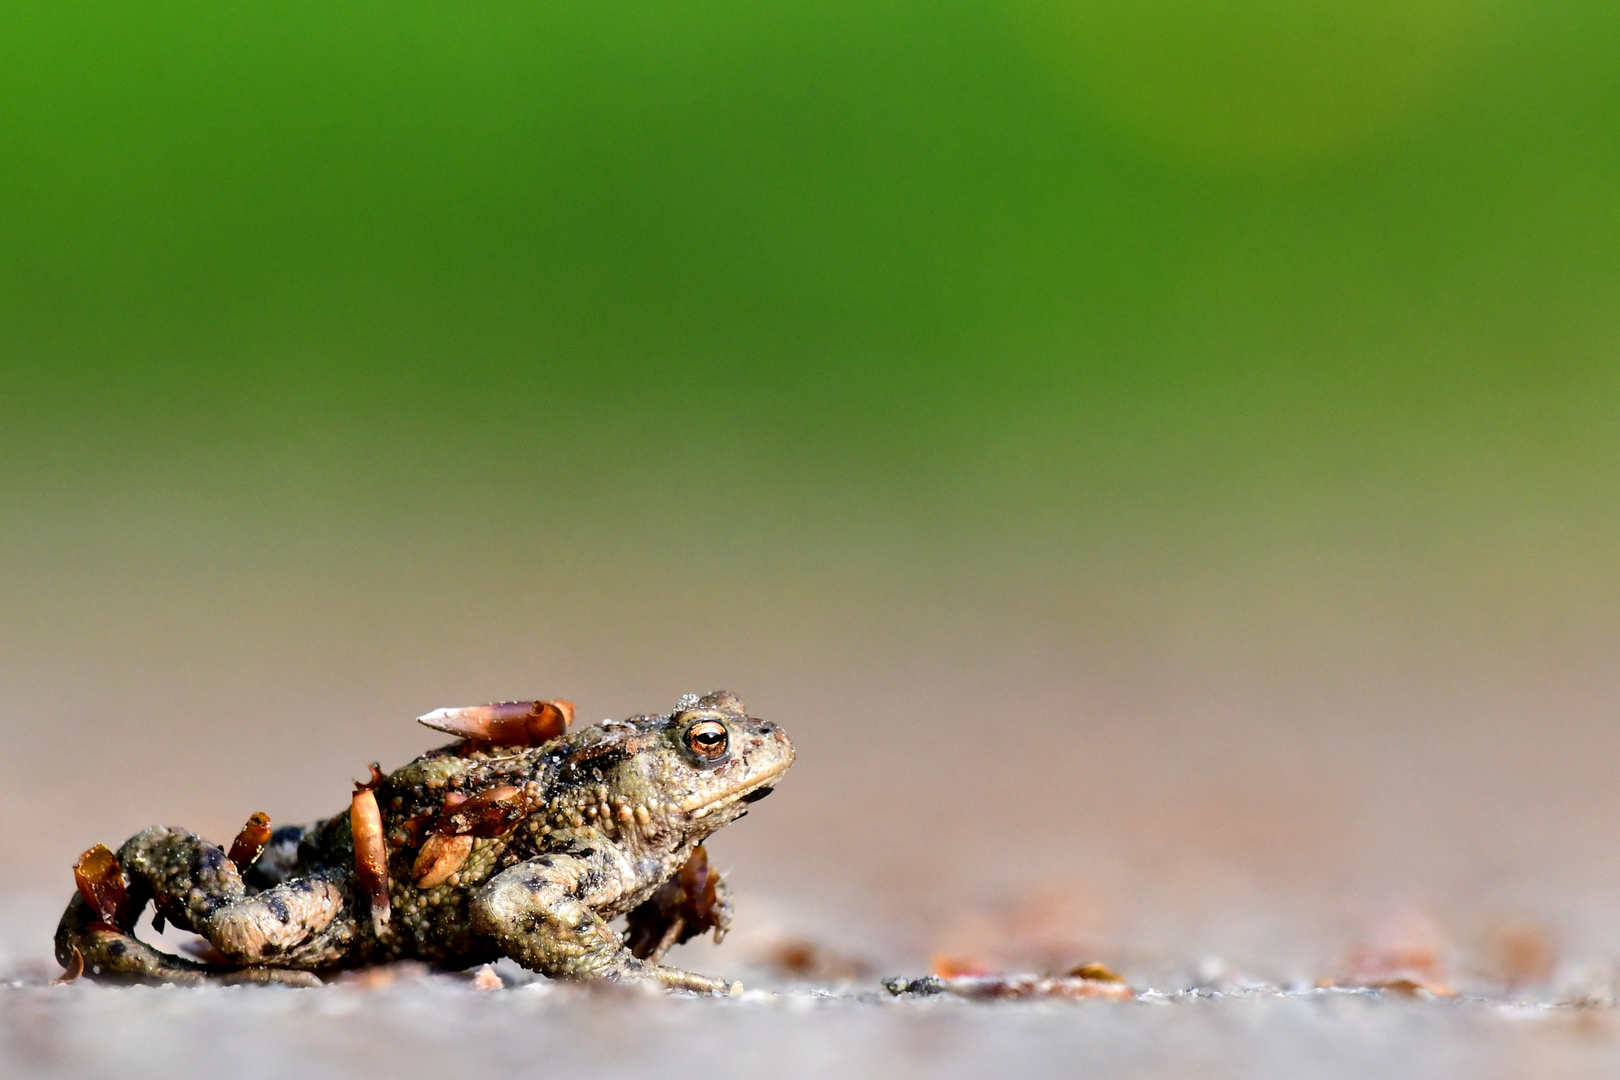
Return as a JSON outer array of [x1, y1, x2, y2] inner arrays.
[[7, 891, 1620, 1080], [6, 969, 1619, 1080]]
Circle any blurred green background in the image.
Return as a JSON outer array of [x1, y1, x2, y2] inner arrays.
[[5, 0, 1617, 575], [4, 0, 1620, 958]]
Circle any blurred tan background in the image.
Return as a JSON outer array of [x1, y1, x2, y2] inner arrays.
[[6, 473, 1620, 981]]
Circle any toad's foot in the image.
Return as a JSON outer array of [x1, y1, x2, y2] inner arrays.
[[55, 901, 213, 984], [471, 853, 739, 994]]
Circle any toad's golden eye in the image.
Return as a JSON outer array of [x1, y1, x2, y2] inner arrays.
[[685, 719, 729, 760]]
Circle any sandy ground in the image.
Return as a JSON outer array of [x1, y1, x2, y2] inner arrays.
[[7, 977, 1619, 1080], [7, 951, 1620, 1080], [7, 887, 1620, 1080]]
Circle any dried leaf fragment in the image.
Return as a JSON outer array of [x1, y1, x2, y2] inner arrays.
[[1068, 961, 1124, 983], [763, 939, 873, 980], [1334, 922, 1455, 997], [351, 764, 390, 934], [73, 844, 129, 928], [412, 833, 475, 889], [416, 700, 574, 746], [54, 945, 84, 984], [680, 844, 723, 929], [1487, 921, 1556, 988], [335, 961, 433, 989], [1316, 973, 1454, 997], [440, 785, 527, 838], [1372, 976, 1453, 998], [228, 812, 273, 870], [625, 845, 732, 962], [930, 955, 992, 979], [885, 973, 1134, 1001]]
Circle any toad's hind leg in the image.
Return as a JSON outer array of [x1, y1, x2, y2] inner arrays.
[[470, 854, 737, 994], [56, 893, 212, 984], [55, 826, 354, 983], [54, 896, 321, 986]]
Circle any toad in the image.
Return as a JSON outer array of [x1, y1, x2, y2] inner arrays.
[[55, 691, 793, 992]]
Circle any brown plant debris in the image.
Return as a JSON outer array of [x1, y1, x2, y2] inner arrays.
[[1484, 921, 1556, 988], [416, 700, 574, 747], [884, 973, 1134, 1001], [351, 764, 391, 934], [227, 812, 273, 870], [763, 939, 873, 981], [52, 946, 84, 984], [72, 845, 129, 927], [1067, 962, 1124, 983]]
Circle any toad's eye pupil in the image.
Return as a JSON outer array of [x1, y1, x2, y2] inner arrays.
[[686, 721, 728, 758]]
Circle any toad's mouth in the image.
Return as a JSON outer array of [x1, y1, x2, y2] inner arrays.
[[681, 758, 791, 818]]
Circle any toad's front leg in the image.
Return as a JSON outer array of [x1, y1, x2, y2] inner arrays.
[[470, 853, 737, 994]]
